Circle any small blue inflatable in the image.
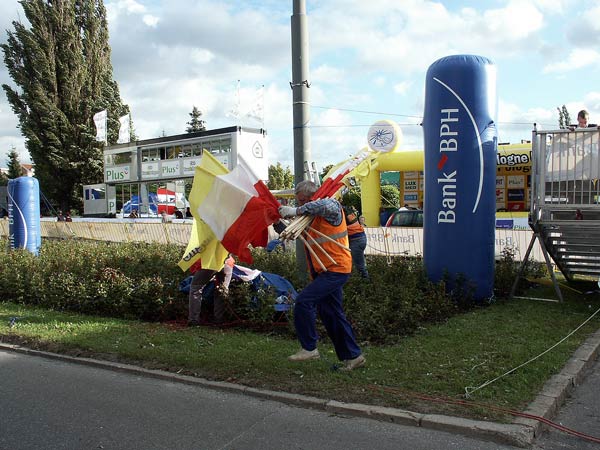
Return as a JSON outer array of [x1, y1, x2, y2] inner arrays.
[[8, 177, 41, 255]]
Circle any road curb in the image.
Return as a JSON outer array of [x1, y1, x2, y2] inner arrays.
[[512, 328, 600, 439], [2, 329, 599, 448]]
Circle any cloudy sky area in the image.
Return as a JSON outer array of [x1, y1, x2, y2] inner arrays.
[[1, 0, 599, 172]]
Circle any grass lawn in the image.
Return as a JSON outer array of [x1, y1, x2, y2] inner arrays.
[[1, 279, 599, 423]]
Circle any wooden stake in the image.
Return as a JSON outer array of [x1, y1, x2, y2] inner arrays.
[[306, 226, 350, 252], [302, 231, 337, 265], [298, 235, 327, 272]]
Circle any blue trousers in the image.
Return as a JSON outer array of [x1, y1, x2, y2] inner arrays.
[[349, 234, 369, 278], [293, 271, 362, 361]]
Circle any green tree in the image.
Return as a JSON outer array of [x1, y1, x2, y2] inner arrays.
[[0, 172, 8, 186], [267, 163, 294, 190], [1, 0, 130, 213], [6, 148, 22, 179], [557, 105, 572, 129], [186, 106, 206, 133], [320, 164, 334, 182], [341, 186, 362, 213], [381, 184, 400, 209]]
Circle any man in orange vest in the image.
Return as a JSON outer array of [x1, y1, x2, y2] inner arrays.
[[278, 180, 365, 371]]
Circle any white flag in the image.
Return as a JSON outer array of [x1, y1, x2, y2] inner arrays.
[[226, 79, 241, 120], [93, 110, 107, 143], [117, 114, 130, 144], [245, 85, 264, 125]]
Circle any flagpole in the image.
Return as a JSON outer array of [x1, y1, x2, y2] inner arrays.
[[260, 84, 265, 129]]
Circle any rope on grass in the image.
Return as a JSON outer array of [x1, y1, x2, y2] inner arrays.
[[464, 305, 600, 398], [369, 384, 600, 444]]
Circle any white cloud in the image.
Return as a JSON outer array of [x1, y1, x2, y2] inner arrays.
[[312, 65, 345, 84], [565, 4, 600, 47], [582, 91, 600, 114], [532, 0, 574, 15], [393, 81, 412, 96], [105, 0, 148, 25], [543, 48, 600, 73], [482, 1, 544, 39], [0, 0, 597, 173], [142, 15, 160, 27]]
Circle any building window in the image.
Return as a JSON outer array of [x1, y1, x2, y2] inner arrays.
[[142, 148, 161, 162], [181, 144, 192, 158], [105, 151, 132, 166], [113, 152, 132, 165], [191, 143, 203, 157], [166, 145, 181, 159]]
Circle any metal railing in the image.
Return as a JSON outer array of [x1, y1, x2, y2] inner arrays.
[[531, 127, 600, 223], [512, 127, 600, 301]]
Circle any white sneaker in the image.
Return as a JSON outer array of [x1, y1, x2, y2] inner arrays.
[[339, 354, 366, 371], [288, 348, 320, 361]]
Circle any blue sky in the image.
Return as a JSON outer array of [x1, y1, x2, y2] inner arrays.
[[1, 0, 599, 172]]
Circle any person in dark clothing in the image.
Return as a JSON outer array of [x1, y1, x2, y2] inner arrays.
[[187, 255, 235, 326], [343, 205, 369, 278]]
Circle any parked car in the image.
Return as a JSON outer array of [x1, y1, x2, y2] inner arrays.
[[385, 209, 423, 227]]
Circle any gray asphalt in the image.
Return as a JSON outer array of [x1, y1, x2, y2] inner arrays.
[[0, 349, 520, 450], [532, 356, 600, 450]]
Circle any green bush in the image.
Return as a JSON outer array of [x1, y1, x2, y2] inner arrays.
[[1, 238, 540, 344], [342, 255, 455, 343], [0, 239, 184, 321], [494, 247, 547, 297]]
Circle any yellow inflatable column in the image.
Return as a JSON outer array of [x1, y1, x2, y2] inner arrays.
[[361, 172, 382, 226]]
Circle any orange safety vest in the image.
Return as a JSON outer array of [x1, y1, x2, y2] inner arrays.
[[344, 208, 364, 237], [305, 216, 352, 274]]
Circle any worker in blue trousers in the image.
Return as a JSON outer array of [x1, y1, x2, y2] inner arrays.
[[278, 180, 365, 371]]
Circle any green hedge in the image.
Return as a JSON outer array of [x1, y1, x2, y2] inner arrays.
[[0, 239, 185, 321], [0, 238, 542, 343]]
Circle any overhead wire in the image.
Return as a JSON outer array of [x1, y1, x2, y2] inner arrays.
[[308, 104, 558, 130]]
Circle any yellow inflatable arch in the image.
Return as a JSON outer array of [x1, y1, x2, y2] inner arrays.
[[334, 120, 531, 227], [360, 150, 424, 226]]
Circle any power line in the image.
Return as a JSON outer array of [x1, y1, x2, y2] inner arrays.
[[310, 105, 557, 129], [306, 123, 420, 129], [311, 105, 422, 119]]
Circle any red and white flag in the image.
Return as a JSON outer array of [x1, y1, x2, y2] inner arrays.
[[196, 153, 281, 263]]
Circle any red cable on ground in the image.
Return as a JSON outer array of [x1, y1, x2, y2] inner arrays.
[[368, 385, 600, 444]]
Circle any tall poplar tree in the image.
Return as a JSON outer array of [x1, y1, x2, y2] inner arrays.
[[1, 0, 130, 212]]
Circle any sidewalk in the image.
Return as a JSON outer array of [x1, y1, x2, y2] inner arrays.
[[2, 327, 599, 448]]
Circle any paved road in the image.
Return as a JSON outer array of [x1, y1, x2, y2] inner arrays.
[[0, 349, 520, 450], [533, 357, 600, 450]]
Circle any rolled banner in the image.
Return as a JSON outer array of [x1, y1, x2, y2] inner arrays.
[[93, 109, 107, 143]]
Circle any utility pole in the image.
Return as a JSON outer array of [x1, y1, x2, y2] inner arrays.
[[291, 0, 311, 185], [291, 0, 312, 275]]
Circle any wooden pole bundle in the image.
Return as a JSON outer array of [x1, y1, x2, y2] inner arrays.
[[278, 213, 351, 272]]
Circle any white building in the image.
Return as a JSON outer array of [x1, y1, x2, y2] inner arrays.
[[83, 126, 269, 217]]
